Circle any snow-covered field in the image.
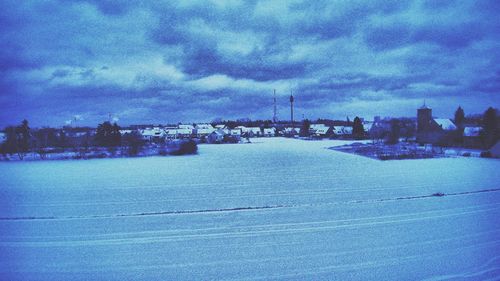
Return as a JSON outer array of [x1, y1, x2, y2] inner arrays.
[[1, 137, 499, 280]]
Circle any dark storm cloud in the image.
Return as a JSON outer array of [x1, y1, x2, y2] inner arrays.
[[0, 0, 499, 127]]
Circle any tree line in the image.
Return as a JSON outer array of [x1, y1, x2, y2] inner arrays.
[[0, 120, 197, 160]]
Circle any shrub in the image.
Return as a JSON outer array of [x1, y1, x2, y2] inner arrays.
[[171, 140, 198, 155], [480, 151, 492, 158]]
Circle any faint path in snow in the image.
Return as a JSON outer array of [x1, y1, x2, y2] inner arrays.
[[2, 188, 500, 221]]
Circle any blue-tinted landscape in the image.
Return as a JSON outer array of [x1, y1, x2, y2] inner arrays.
[[1, 1, 500, 280], [1, 139, 500, 280]]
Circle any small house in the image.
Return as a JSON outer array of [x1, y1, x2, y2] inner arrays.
[[332, 126, 353, 137], [235, 126, 249, 133], [195, 124, 216, 137], [463, 126, 482, 148], [140, 127, 165, 142], [283, 127, 300, 136], [417, 105, 457, 145], [247, 127, 262, 137], [263, 128, 276, 137], [207, 130, 225, 144], [309, 124, 332, 138]]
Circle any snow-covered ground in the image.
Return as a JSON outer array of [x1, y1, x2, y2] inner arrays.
[[1, 137, 499, 280]]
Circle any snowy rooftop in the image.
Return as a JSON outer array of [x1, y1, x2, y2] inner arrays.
[[464, 126, 482, 137], [434, 118, 457, 131], [178, 124, 194, 130], [195, 124, 213, 129], [310, 124, 327, 130]]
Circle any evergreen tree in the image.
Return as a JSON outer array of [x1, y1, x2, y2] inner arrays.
[[352, 117, 365, 140], [95, 121, 121, 147], [299, 119, 311, 137], [1, 120, 31, 159], [386, 119, 400, 145], [454, 106, 465, 128], [2, 126, 17, 155], [17, 119, 31, 157], [482, 107, 498, 148]]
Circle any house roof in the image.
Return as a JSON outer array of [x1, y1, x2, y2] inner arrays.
[[332, 126, 353, 134], [195, 124, 213, 129], [210, 130, 225, 136], [247, 127, 262, 133], [363, 121, 374, 131], [166, 128, 192, 135], [310, 124, 327, 130], [119, 129, 133, 135], [464, 126, 482, 137], [434, 119, 457, 131], [315, 128, 330, 135], [196, 128, 216, 134], [141, 127, 165, 136], [178, 124, 194, 129]]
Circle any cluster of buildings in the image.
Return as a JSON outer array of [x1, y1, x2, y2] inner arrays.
[[128, 122, 366, 144], [131, 124, 267, 143], [416, 105, 485, 147]]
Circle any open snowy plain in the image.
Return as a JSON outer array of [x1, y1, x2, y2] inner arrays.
[[1, 138, 499, 280]]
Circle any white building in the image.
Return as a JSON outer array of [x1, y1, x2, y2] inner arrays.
[[247, 127, 262, 137], [165, 127, 194, 139], [235, 126, 249, 133], [309, 124, 331, 137], [283, 127, 300, 135], [119, 129, 133, 136], [207, 130, 225, 143], [178, 124, 195, 130], [229, 129, 241, 136], [140, 127, 165, 141], [215, 124, 227, 130], [195, 124, 216, 137], [263, 128, 276, 137], [332, 126, 353, 136]]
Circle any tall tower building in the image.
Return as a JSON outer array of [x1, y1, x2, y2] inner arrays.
[[290, 92, 294, 125], [417, 103, 432, 133]]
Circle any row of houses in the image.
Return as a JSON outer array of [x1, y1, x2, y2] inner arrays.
[[129, 123, 363, 142], [308, 124, 355, 138], [131, 124, 279, 143]]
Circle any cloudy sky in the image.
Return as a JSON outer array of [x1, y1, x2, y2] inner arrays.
[[1, 0, 499, 127]]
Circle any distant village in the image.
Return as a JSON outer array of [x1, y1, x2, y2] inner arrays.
[[0, 98, 499, 160]]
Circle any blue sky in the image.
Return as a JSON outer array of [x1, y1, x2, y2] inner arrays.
[[1, 0, 499, 127]]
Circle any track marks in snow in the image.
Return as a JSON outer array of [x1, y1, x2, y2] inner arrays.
[[12, 178, 498, 208], [2, 188, 500, 221], [2, 202, 500, 246]]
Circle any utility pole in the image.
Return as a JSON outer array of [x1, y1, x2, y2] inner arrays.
[[273, 89, 277, 123], [290, 91, 294, 126]]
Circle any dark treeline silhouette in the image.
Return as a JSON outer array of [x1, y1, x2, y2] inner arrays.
[[0, 120, 196, 160], [95, 121, 121, 147], [1, 106, 498, 159], [2, 119, 31, 159], [481, 107, 498, 148]]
